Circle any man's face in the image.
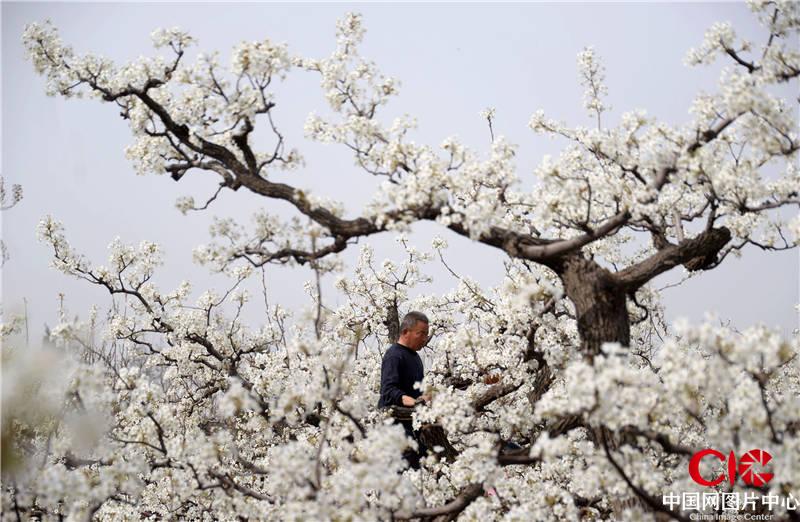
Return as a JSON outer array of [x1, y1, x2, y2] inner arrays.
[[403, 322, 429, 351]]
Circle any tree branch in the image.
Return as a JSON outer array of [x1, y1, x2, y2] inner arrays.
[[616, 227, 731, 291], [394, 483, 484, 520], [472, 381, 522, 413], [601, 437, 690, 522]]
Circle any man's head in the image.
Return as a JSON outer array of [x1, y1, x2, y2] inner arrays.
[[397, 311, 429, 351]]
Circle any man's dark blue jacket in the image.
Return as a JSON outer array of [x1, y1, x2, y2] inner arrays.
[[378, 343, 423, 408]]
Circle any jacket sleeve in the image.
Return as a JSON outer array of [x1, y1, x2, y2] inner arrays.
[[380, 354, 405, 407]]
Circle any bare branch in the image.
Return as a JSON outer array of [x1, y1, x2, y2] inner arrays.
[[616, 227, 732, 291], [601, 437, 691, 522], [394, 483, 484, 520]]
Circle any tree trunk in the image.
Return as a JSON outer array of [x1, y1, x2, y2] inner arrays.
[[556, 255, 645, 514], [558, 255, 630, 359], [384, 299, 400, 344], [539, 254, 632, 439]]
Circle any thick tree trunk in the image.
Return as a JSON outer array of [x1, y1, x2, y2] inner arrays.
[[535, 254, 632, 439], [558, 255, 630, 358], [555, 255, 645, 514]]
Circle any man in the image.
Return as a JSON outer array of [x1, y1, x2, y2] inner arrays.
[[378, 311, 431, 469]]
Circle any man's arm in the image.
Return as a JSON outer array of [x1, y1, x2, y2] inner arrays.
[[380, 355, 416, 407]]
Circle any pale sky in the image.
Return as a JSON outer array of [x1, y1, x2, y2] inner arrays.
[[2, 2, 798, 347]]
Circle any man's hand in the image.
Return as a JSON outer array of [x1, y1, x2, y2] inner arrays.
[[401, 394, 431, 407], [413, 394, 431, 406]]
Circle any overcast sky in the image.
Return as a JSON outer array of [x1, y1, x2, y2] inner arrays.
[[2, 2, 798, 347]]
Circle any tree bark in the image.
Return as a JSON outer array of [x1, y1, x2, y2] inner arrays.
[[384, 299, 400, 344], [558, 255, 630, 359], [555, 254, 651, 515]]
